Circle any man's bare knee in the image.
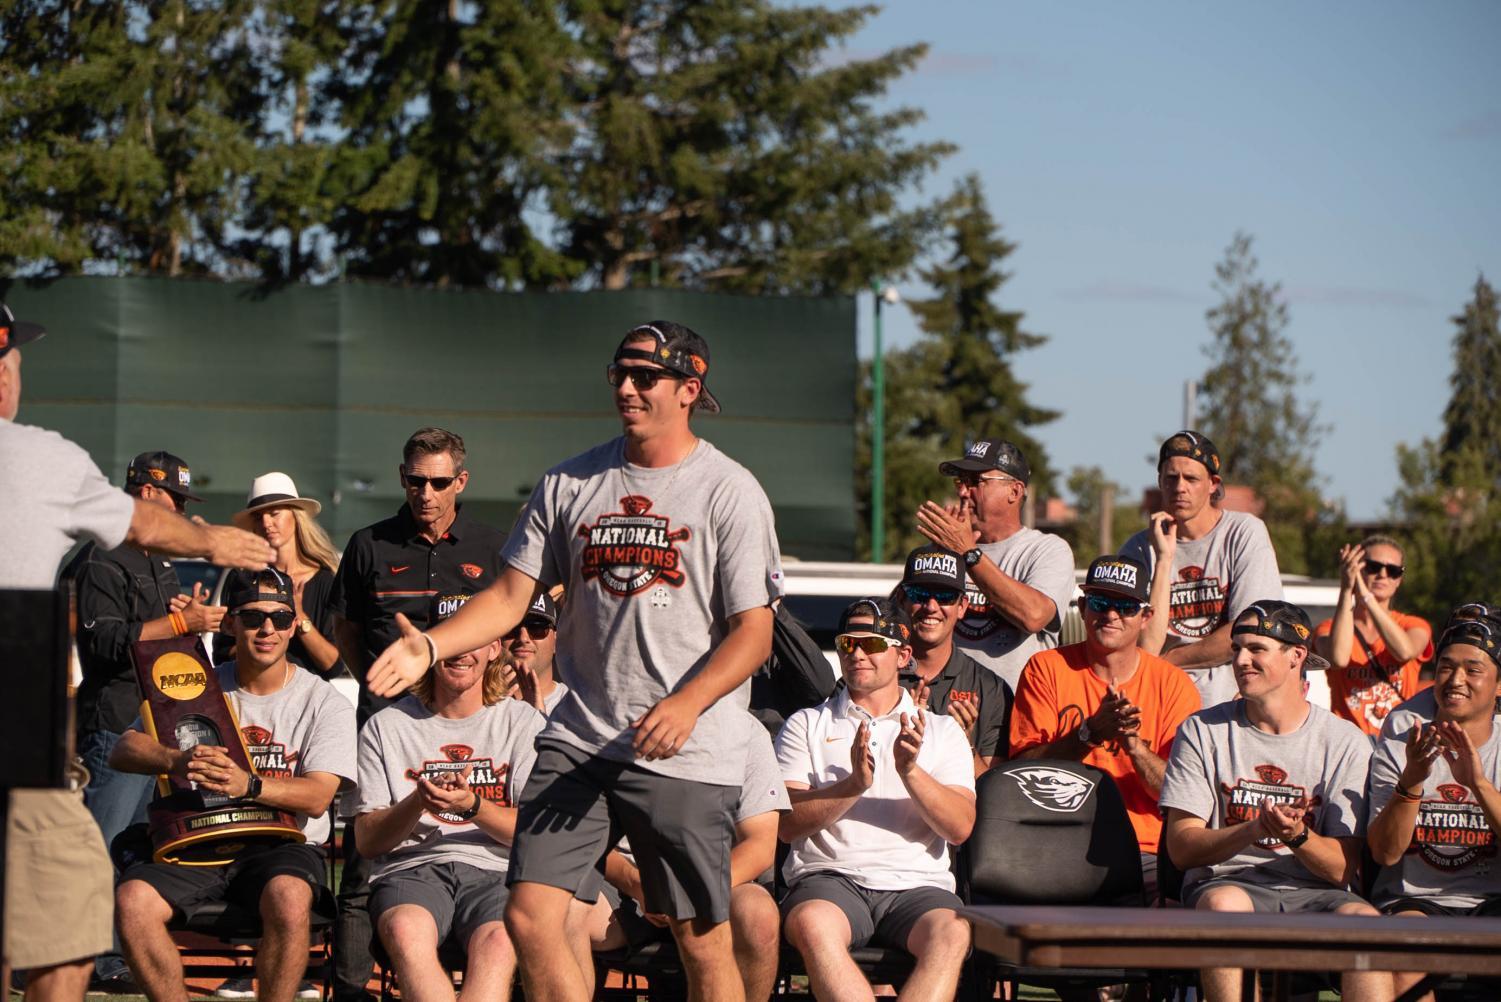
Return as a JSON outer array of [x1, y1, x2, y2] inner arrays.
[[784, 901, 850, 952], [906, 909, 969, 961], [467, 922, 515, 965], [379, 907, 439, 961], [260, 875, 314, 927], [730, 886, 780, 953], [1195, 886, 1256, 913], [1335, 901, 1379, 917], [116, 879, 172, 929]]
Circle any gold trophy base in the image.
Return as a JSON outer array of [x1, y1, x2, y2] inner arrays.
[[149, 795, 305, 867]]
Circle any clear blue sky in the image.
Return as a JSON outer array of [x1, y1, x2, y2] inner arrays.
[[842, 1, 1499, 520]]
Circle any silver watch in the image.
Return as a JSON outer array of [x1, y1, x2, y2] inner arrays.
[[1077, 719, 1096, 746]]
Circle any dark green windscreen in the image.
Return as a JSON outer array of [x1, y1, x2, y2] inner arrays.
[[11, 278, 856, 558]]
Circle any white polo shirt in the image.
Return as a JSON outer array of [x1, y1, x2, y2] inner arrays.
[[775, 685, 976, 891]]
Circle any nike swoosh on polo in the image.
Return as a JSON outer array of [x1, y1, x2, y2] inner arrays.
[[389, 565, 411, 574]]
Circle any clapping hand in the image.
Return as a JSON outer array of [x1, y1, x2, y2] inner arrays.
[[894, 710, 926, 778]]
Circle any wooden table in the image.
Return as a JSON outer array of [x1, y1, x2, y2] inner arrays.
[[962, 904, 1501, 1001]]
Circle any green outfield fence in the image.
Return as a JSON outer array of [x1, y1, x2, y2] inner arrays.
[[9, 278, 857, 559]]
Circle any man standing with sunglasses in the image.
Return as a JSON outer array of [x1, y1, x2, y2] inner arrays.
[[1010, 556, 1201, 893], [111, 569, 356, 1002], [1124, 431, 1283, 709], [896, 544, 1013, 772], [1314, 535, 1433, 736], [916, 439, 1076, 693], [327, 426, 506, 1002], [777, 598, 976, 1001], [365, 321, 783, 1002]]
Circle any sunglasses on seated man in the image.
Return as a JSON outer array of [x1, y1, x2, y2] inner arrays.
[[504, 617, 556, 640], [904, 585, 963, 606], [1084, 594, 1147, 617], [835, 634, 904, 656], [606, 364, 684, 391], [233, 608, 297, 630]]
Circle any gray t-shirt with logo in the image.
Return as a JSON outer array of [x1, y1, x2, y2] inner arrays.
[[955, 527, 1076, 691], [1159, 700, 1370, 895], [213, 663, 357, 846], [1121, 509, 1282, 708], [1369, 690, 1501, 909], [502, 437, 784, 786], [357, 695, 546, 882]]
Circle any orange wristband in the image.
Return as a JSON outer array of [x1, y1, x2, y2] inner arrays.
[[170, 611, 188, 637]]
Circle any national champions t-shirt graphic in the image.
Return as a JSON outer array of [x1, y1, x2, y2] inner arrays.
[[1411, 783, 1496, 872], [406, 743, 513, 824], [578, 495, 691, 597], [1169, 565, 1226, 638], [957, 587, 1016, 643], [1220, 764, 1320, 849], [241, 724, 298, 779]]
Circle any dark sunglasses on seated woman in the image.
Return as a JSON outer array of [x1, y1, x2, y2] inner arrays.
[[1363, 559, 1404, 579], [234, 609, 297, 630], [606, 364, 682, 391]]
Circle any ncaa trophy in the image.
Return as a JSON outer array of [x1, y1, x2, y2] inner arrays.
[[131, 635, 303, 865]]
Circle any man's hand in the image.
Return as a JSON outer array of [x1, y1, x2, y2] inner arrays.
[[847, 721, 876, 792], [894, 711, 927, 778], [180, 581, 227, 634], [1399, 722, 1443, 792], [512, 662, 545, 713], [1087, 684, 1141, 745], [906, 679, 931, 711], [1437, 720, 1485, 792], [1148, 511, 1177, 561], [203, 524, 276, 571], [916, 500, 978, 553], [367, 613, 435, 697], [1260, 799, 1309, 844], [185, 745, 252, 798], [947, 693, 980, 745], [632, 692, 701, 761], [418, 765, 476, 816]]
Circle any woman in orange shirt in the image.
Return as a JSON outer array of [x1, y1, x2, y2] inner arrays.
[[1314, 535, 1432, 736]]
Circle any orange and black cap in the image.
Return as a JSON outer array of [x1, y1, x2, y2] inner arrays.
[[0, 303, 46, 358], [614, 321, 720, 414], [837, 597, 913, 646], [1232, 600, 1330, 670], [1158, 431, 1222, 477], [126, 450, 205, 503]]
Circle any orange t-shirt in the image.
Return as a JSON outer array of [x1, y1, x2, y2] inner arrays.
[[1008, 644, 1202, 852], [1315, 611, 1434, 736]]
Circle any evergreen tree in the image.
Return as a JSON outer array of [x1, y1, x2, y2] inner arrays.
[[552, 0, 952, 294], [0, 1, 264, 277], [856, 175, 1057, 560], [1195, 232, 1334, 574], [1390, 275, 1501, 622]]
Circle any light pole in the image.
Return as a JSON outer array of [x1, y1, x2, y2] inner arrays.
[[870, 280, 900, 562]]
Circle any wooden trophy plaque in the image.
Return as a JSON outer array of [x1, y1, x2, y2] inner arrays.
[[131, 636, 304, 866]]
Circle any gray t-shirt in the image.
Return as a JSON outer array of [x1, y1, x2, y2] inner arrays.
[[1121, 509, 1282, 708], [213, 663, 357, 845], [501, 437, 784, 786], [1159, 700, 1370, 895], [1369, 691, 1501, 909], [541, 680, 569, 717], [954, 527, 1076, 690], [357, 695, 546, 882], [0, 419, 134, 588]]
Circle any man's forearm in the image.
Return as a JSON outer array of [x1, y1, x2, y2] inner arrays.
[[428, 567, 537, 662], [109, 730, 179, 775], [354, 793, 425, 858], [1162, 624, 1233, 671], [969, 558, 1055, 634], [125, 501, 212, 558], [676, 606, 774, 713], [780, 781, 863, 842], [1291, 833, 1358, 887], [1367, 797, 1419, 866], [900, 768, 976, 845], [1166, 817, 1262, 870], [1141, 559, 1173, 654], [1127, 743, 1167, 796], [1015, 732, 1092, 763], [471, 802, 519, 847]]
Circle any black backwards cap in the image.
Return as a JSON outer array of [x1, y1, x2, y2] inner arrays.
[[1436, 612, 1501, 668], [1158, 430, 1222, 477], [222, 569, 294, 611], [1231, 600, 1330, 670], [0, 303, 46, 358], [615, 321, 720, 414], [1442, 602, 1501, 635], [837, 597, 913, 646], [125, 450, 205, 503]]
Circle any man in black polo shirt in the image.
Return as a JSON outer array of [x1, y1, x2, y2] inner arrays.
[[70, 450, 227, 988], [327, 426, 506, 1002], [896, 544, 1012, 772]]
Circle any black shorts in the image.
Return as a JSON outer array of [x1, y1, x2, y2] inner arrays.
[[1380, 895, 1501, 917], [781, 871, 961, 953], [507, 739, 738, 923], [120, 842, 328, 925], [371, 862, 508, 945]]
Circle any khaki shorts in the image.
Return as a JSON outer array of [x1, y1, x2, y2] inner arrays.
[[4, 789, 114, 970]]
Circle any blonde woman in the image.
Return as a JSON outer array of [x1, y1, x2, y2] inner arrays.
[[223, 473, 344, 679]]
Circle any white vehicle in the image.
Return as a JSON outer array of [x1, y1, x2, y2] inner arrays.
[[779, 559, 1341, 708]]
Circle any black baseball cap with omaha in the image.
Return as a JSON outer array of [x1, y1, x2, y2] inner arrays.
[[615, 321, 721, 414], [125, 450, 205, 503], [938, 439, 1031, 485], [1082, 555, 1150, 604], [0, 303, 46, 358], [901, 544, 966, 592]]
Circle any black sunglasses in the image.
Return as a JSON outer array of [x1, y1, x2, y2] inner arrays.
[[606, 364, 682, 391], [402, 473, 457, 492], [234, 608, 296, 630], [505, 618, 555, 640], [905, 585, 963, 606], [1363, 559, 1404, 579], [1085, 594, 1146, 617]]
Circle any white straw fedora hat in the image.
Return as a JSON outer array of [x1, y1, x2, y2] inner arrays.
[[233, 472, 322, 529]]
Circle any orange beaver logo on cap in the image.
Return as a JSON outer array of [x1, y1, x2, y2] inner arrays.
[[689, 354, 707, 375]]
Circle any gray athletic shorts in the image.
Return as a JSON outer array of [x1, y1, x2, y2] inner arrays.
[[1185, 878, 1367, 914], [371, 861, 508, 945], [507, 739, 738, 923], [781, 870, 962, 953]]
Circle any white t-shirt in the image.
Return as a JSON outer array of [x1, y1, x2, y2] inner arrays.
[[775, 686, 975, 892], [955, 527, 1076, 691]]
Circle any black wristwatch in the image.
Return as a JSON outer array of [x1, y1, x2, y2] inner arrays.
[[244, 774, 263, 802], [453, 793, 482, 822], [963, 547, 983, 568], [1282, 827, 1310, 850]]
